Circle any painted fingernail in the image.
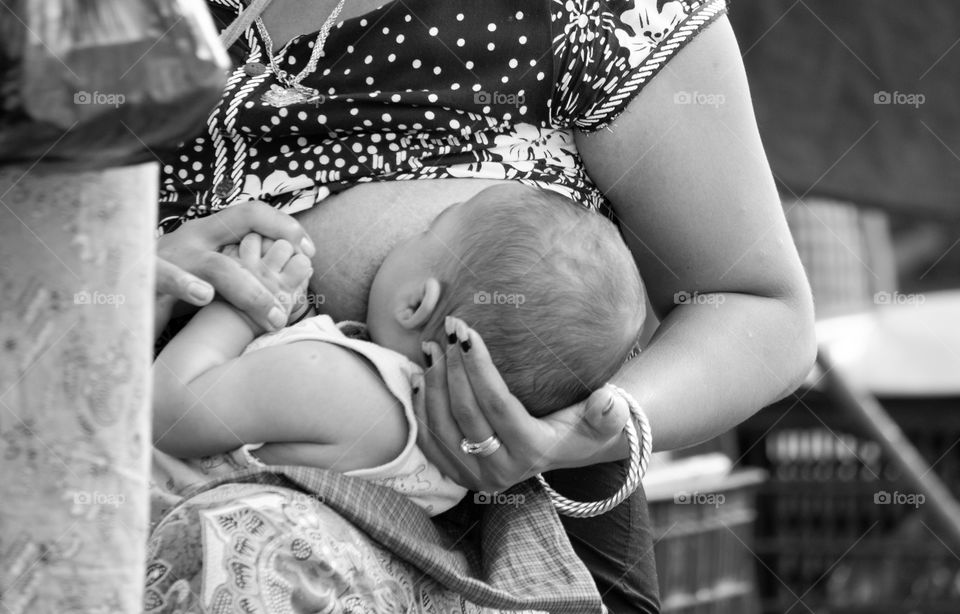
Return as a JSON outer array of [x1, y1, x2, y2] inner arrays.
[[300, 236, 316, 257], [187, 281, 213, 304], [268, 306, 286, 329], [456, 320, 472, 352], [421, 342, 433, 367], [445, 317, 457, 344]]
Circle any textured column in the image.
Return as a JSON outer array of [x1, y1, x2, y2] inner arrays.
[[0, 163, 156, 613]]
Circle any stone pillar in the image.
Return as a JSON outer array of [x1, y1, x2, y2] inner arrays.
[[0, 163, 156, 613]]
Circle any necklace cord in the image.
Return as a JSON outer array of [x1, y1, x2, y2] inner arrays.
[[220, 0, 275, 48]]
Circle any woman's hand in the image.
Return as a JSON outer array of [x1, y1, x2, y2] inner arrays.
[[157, 201, 316, 332], [414, 317, 631, 493]]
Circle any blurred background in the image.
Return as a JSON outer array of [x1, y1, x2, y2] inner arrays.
[[646, 2, 960, 613]]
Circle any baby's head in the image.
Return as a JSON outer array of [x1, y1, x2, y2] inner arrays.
[[367, 184, 646, 416]]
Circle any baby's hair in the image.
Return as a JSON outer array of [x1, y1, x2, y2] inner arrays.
[[425, 185, 646, 417]]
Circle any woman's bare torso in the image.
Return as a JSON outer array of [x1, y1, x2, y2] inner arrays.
[[295, 179, 511, 322]]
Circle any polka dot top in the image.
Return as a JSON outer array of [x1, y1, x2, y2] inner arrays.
[[158, 0, 727, 233]]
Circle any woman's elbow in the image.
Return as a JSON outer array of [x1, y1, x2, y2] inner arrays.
[[777, 279, 818, 397]]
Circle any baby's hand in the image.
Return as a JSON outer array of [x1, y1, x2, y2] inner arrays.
[[223, 233, 313, 325]]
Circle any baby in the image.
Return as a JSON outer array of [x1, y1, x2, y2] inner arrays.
[[152, 184, 646, 515]]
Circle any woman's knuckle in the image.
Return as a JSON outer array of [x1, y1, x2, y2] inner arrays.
[[485, 395, 511, 417], [231, 200, 258, 217], [196, 251, 227, 277], [450, 404, 475, 423]]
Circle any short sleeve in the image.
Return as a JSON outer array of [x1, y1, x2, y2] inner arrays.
[[550, 0, 728, 132]]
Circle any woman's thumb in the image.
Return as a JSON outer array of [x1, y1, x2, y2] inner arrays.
[[582, 386, 629, 439]]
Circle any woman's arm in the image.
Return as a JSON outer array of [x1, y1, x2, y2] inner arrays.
[[415, 15, 816, 491], [575, 14, 816, 452]]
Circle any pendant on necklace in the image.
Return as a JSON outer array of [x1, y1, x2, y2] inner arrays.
[[261, 84, 321, 107]]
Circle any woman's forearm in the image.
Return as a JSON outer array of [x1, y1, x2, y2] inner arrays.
[[583, 291, 816, 462]]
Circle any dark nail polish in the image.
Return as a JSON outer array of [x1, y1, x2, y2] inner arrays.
[[447, 332, 457, 344], [423, 350, 433, 367], [460, 337, 472, 352], [412, 385, 420, 395]]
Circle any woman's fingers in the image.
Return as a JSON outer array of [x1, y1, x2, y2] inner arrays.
[[442, 317, 498, 444], [202, 201, 316, 257], [581, 385, 630, 439], [156, 206, 302, 332], [417, 341, 483, 487], [439, 316, 629, 487], [428, 317, 551, 491], [194, 252, 285, 331], [445, 317, 538, 450], [155, 256, 214, 306]]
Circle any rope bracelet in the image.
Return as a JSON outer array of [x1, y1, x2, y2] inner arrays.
[[536, 384, 653, 518]]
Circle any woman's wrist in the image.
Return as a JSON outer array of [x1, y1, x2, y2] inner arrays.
[[536, 384, 651, 517], [539, 384, 650, 485], [538, 391, 635, 474]]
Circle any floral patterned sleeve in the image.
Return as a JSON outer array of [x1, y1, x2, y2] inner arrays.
[[550, 0, 728, 132]]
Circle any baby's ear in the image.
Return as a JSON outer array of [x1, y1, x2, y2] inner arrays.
[[395, 277, 441, 330]]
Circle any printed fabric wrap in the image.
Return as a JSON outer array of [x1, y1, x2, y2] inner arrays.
[[145, 466, 604, 613]]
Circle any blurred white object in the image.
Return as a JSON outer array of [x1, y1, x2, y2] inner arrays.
[[808, 290, 960, 396], [643, 452, 733, 501]]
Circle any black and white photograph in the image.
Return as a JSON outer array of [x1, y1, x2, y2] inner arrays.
[[1, 1, 958, 612]]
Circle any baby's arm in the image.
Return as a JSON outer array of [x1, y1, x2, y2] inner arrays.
[[152, 303, 407, 469]]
